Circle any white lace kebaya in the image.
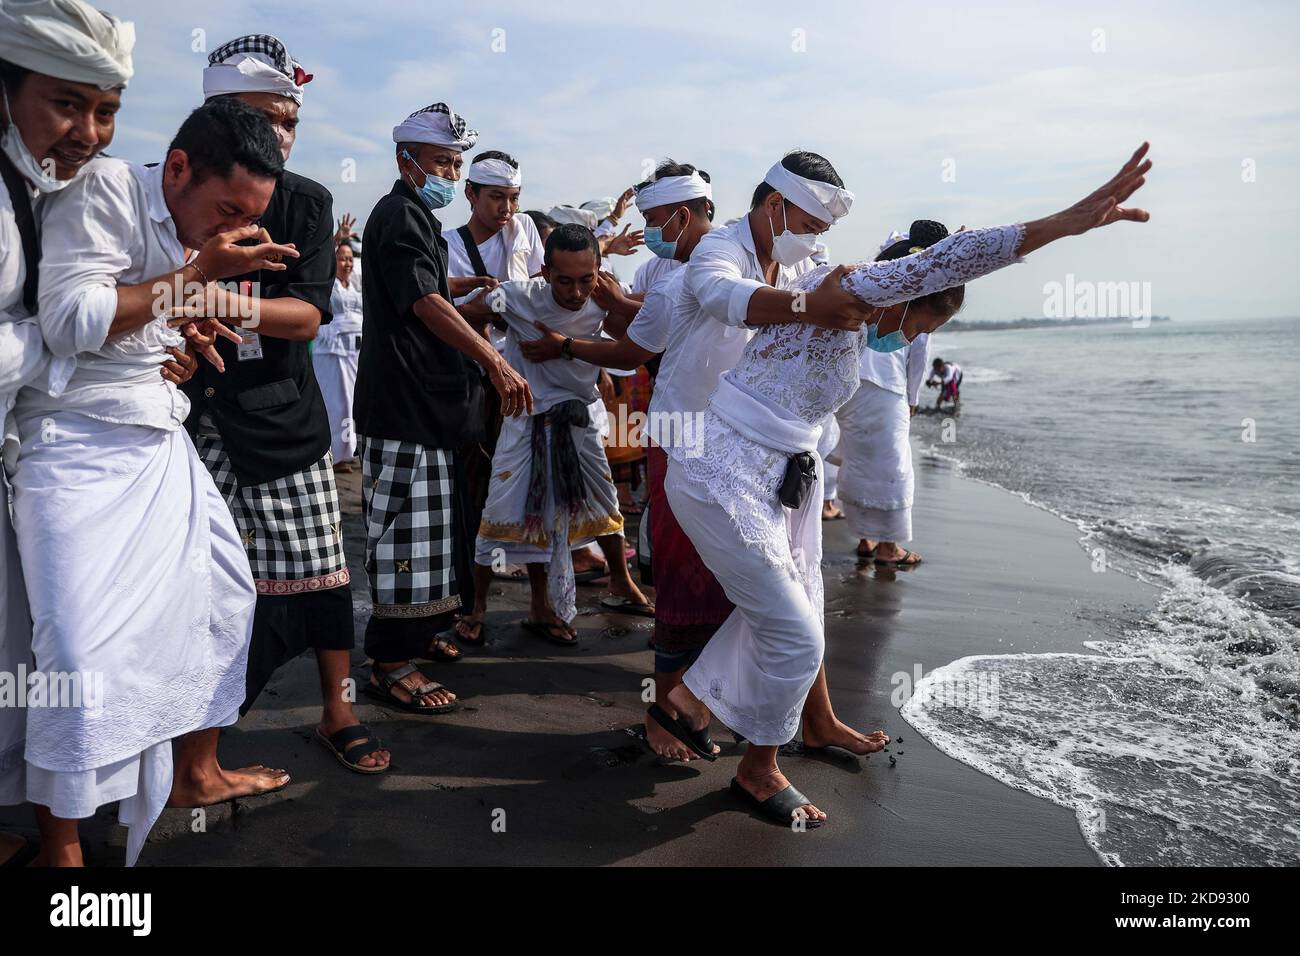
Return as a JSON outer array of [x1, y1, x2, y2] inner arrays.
[[666, 223, 1023, 745]]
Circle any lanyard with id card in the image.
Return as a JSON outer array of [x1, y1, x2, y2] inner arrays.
[[234, 281, 263, 361]]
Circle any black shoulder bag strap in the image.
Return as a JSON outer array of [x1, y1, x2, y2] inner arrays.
[[456, 224, 506, 331], [456, 224, 490, 279], [0, 148, 40, 314]]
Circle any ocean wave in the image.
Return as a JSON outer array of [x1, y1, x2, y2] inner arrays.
[[901, 567, 1300, 866]]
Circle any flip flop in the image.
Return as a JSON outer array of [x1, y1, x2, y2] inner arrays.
[[729, 777, 824, 829], [874, 549, 922, 567], [600, 595, 655, 618], [522, 618, 579, 647], [419, 634, 463, 662], [453, 616, 485, 646], [315, 725, 389, 775], [646, 703, 717, 761]]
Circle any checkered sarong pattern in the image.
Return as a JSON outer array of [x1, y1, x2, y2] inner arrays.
[[359, 436, 459, 618], [195, 432, 349, 595]]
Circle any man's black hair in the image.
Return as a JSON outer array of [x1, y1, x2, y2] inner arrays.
[[0, 58, 31, 103], [167, 96, 284, 185], [524, 210, 558, 234], [543, 222, 599, 267], [750, 149, 843, 210], [635, 159, 714, 221]]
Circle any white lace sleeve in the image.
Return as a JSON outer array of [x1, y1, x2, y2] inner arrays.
[[793, 224, 1024, 307]]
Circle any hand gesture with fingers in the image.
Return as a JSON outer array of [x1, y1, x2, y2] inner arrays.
[[335, 213, 357, 245], [179, 319, 243, 374], [603, 224, 644, 257], [192, 224, 299, 282], [1059, 142, 1152, 236]]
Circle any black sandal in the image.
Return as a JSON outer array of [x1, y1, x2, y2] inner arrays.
[[315, 724, 388, 775], [522, 618, 578, 646], [729, 777, 824, 828], [874, 548, 922, 567], [453, 616, 485, 646], [422, 634, 463, 662], [646, 703, 717, 761], [363, 663, 458, 715]]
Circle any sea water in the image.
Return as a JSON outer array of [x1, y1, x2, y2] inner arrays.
[[902, 315, 1300, 866]]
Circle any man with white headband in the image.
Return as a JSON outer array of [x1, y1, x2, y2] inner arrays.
[[352, 103, 531, 715], [0, 0, 154, 869], [639, 150, 897, 768], [172, 33, 392, 787], [445, 149, 542, 353], [459, 223, 653, 647], [520, 159, 721, 753], [9, 94, 302, 865]]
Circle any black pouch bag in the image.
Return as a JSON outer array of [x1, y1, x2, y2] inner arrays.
[[778, 451, 818, 510]]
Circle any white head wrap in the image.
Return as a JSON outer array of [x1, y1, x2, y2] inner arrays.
[[392, 102, 478, 151], [763, 160, 854, 224], [548, 205, 598, 229], [634, 171, 711, 212], [467, 157, 521, 188], [879, 229, 908, 252], [0, 0, 133, 89], [580, 197, 616, 221], [203, 34, 310, 106]]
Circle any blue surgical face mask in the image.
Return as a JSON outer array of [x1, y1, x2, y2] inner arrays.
[[644, 209, 687, 259], [866, 303, 913, 353], [402, 149, 456, 210]]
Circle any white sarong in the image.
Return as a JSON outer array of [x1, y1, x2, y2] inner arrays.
[[668, 376, 825, 745], [835, 380, 914, 543], [0, 469, 29, 806], [475, 407, 623, 623], [10, 412, 255, 864]]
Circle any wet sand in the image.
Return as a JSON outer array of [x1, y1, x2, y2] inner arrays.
[[2, 448, 1155, 866]]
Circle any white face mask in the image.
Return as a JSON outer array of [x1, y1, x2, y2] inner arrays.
[[768, 202, 820, 267], [0, 85, 74, 194]]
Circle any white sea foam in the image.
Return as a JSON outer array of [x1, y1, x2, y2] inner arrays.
[[901, 568, 1300, 866]]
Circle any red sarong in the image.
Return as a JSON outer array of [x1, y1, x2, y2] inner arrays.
[[647, 445, 733, 653]]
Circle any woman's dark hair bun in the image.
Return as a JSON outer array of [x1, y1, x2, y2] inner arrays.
[[908, 219, 949, 246], [875, 219, 950, 261]]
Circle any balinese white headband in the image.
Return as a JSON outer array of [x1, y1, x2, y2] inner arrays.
[[203, 55, 304, 105], [763, 161, 854, 224], [634, 172, 711, 212], [467, 158, 521, 187]]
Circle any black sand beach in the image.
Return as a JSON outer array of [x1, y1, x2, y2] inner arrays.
[[2, 449, 1156, 866]]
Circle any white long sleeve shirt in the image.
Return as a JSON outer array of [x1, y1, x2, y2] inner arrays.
[[18, 158, 189, 431], [858, 331, 931, 406], [649, 215, 816, 420], [0, 177, 49, 414]]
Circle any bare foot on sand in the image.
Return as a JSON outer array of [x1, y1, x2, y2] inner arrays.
[[167, 764, 290, 807], [802, 718, 890, 755]]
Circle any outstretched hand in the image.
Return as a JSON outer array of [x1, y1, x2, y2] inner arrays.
[[1019, 143, 1153, 256], [1062, 142, 1152, 234]]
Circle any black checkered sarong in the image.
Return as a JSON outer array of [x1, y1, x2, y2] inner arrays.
[[359, 435, 459, 618], [195, 426, 349, 595]]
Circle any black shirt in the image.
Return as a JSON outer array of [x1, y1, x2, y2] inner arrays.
[[183, 169, 336, 485], [353, 180, 485, 449]]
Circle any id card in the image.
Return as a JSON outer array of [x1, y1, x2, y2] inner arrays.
[[237, 331, 263, 361]]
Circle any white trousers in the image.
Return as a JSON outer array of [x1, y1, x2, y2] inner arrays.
[[666, 459, 824, 745]]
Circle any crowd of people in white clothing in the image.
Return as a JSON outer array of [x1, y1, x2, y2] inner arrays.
[[0, 0, 1153, 864]]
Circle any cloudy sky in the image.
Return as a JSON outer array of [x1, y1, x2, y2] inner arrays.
[[105, 0, 1298, 321]]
